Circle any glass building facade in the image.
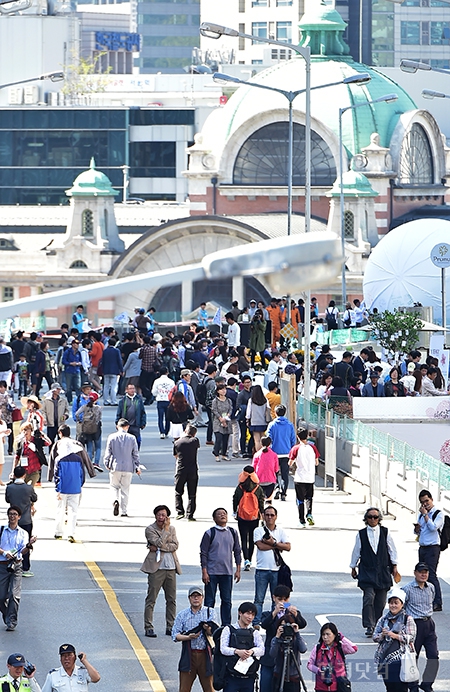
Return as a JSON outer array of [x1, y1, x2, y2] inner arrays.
[[0, 107, 195, 205]]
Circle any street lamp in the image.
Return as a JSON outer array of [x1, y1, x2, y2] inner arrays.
[[213, 71, 371, 236], [0, 72, 65, 90], [400, 59, 450, 76], [422, 89, 450, 100], [338, 93, 398, 304]]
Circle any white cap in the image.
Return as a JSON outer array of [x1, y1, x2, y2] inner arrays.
[[387, 586, 406, 603]]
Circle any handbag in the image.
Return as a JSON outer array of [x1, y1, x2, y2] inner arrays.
[[274, 549, 293, 590], [337, 676, 351, 692], [12, 408, 23, 423], [265, 406, 273, 424], [400, 641, 419, 683]]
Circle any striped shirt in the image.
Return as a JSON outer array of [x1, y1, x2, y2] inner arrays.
[[403, 580, 435, 618], [139, 344, 157, 372], [172, 605, 217, 650]]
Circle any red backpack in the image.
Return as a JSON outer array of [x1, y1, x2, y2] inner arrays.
[[238, 486, 259, 521]]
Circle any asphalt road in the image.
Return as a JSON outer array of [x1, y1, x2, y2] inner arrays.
[[0, 401, 448, 692]]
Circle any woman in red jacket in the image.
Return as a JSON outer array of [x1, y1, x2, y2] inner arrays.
[[307, 622, 357, 691]]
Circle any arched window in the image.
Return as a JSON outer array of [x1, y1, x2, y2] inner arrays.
[[344, 210, 355, 239], [104, 209, 108, 237], [70, 260, 88, 269], [81, 209, 94, 237], [233, 122, 337, 186], [399, 123, 433, 184]]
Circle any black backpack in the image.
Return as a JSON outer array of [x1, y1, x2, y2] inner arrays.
[[212, 626, 259, 690], [196, 376, 212, 406], [325, 308, 338, 330], [432, 510, 450, 551]]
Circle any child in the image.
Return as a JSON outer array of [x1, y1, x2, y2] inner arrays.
[[265, 382, 281, 420], [253, 436, 279, 504], [16, 354, 29, 397]]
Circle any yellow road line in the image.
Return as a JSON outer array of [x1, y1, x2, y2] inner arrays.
[[85, 561, 167, 692]]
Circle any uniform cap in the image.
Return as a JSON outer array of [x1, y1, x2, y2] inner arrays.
[[59, 644, 76, 655], [7, 654, 26, 667]]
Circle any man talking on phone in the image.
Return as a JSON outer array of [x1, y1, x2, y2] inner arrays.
[[41, 644, 100, 692]]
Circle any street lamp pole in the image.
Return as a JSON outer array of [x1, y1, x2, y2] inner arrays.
[[338, 93, 398, 305], [0, 72, 64, 90]]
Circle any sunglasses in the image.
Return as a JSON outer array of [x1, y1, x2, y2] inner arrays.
[[367, 515, 380, 520]]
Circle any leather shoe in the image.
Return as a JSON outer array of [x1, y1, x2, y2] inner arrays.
[[113, 501, 119, 517], [365, 627, 374, 637], [165, 628, 172, 636], [432, 604, 442, 612], [145, 629, 157, 638]]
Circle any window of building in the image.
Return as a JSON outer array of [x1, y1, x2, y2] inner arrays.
[[372, 16, 394, 51], [233, 122, 337, 186], [252, 60, 263, 64], [239, 0, 245, 10], [82, 209, 94, 237], [129, 110, 194, 126], [431, 0, 450, 6], [344, 211, 355, 239], [70, 260, 88, 268], [252, 0, 268, 5], [143, 35, 198, 47], [431, 59, 450, 68], [431, 21, 450, 44], [399, 123, 433, 185], [403, 0, 420, 5], [142, 14, 188, 24], [401, 21, 421, 44], [2, 287, 14, 302], [129, 141, 176, 177], [277, 0, 293, 5], [251, 22, 267, 43], [239, 23, 245, 50], [276, 21, 292, 42], [0, 239, 17, 250], [104, 209, 109, 236]]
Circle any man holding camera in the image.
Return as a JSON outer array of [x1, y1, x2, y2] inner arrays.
[[0, 653, 41, 692], [270, 617, 307, 692], [172, 586, 218, 692], [41, 644, 100, 692]]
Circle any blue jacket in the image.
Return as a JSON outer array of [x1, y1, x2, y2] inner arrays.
[[362, 381, 385, 397], [62, 347, 82, 374], [102, 346, 123, 375], [54, 451, 85, 494], [266, 416, 296, 455]]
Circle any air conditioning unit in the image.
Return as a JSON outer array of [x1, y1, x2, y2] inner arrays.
[[24, 85, 39, 105], [8, 87, 23, 105]]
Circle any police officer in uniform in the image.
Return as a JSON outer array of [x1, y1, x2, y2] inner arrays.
[[0, 653, 41, 692], [41, 644, 100, 692]]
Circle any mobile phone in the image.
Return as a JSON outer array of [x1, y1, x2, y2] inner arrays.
[[78, 654, 83, 661]]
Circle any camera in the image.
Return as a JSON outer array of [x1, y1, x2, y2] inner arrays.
[[24, 661, 35, 676], [321, 665, 333, 687], [262, 526, 271, 541], [280, 623, 295, 639]]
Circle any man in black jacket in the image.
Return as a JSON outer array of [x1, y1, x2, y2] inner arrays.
[[331, 352, 354, 389]]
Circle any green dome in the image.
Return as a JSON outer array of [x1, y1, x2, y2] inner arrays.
[[205, 1, 416, 163], [66, 158, 119, 197], [329, 170, 379, 197]]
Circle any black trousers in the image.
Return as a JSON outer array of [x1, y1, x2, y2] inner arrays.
[[140, 370, 157, 403], [175, 470, 198, 519], [360, 586, 388, 629], [278, 457, 289, 498], [238, 518, 259, 561], [418, 544, 442, 606], [409, 618, 439, 691], [20, 523, 32, 572], [294, 482, 314, 523]]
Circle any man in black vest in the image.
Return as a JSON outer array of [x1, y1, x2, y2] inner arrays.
[[350, 507, 398, 636]]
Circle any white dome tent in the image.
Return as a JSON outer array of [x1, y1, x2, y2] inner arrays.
[[363, 219, 450, 325]]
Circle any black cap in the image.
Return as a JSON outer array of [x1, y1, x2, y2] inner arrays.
[[81, 382, 91, 389], [59, 644, 76, 655], [7, 654, 26, 667], [415, 562, 429, 572]]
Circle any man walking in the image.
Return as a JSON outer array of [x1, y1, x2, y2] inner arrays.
[[266, 405, 296, 501], [42, 643, 100, 692], [141, 505, 181, 638], [253, 506, 291, 625], [152, 366, 174, 439], [0, 653, 41, 691], [289, 429, 319, 527], [200, 508, 242, 626], [350, 507, 398, 636], [172, 586, 218, 692], [403, 562, 439, 692], [0, 506, 35, 631], [103, 418, 140, 517], [414, 490, 443, 611], [139, 336, 158, 404], [115, 383, 146, 448], [102, 339, 123, 406], [41, 383, 69, 445], [5, 468, 37, 578], [174, 424, 200, 521], [53, 425, 85, 542], [61, 339, 82, 405]]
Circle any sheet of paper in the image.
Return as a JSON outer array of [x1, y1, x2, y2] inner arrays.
[[234, 657, 254, 674]]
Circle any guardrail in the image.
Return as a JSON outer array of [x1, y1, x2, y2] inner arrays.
[[297, 396, 450, 495]]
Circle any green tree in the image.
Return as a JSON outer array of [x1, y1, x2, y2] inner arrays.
[[62, 52, 111, 105], [370, 310, 424, 361]]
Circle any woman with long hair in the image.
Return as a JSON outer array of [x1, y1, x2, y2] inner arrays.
[[246, 384, 271, 452], [316, 373, 333, 401], [211, 383, 232, 462], [252, 436, 279, 504], [237, 345, 251, 374], [307, 622, 357, 691], [167, 391, 194, 441], [232, 465, 265, 570]]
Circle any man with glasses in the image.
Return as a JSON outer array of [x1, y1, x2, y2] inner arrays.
[[253, 506, 291, 626], [0, 506, 36, 631], [350, 507, 398, 637]]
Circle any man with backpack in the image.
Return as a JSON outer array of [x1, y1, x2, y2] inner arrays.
[[233, 466, 265, 572], [414, 490, 445, 611], [197, 364, 218, 446], [218, 601, 264, 692], [200, 508, 242, 626], [41, 382, 69, 445], [75, 392, 103, 471], [253, 506, 291, 625]]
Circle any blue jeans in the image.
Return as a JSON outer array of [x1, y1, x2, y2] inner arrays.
[[260, 664, 274, 692], [86, 436, 101, 465], [64, 371, 81, 404], [224, 675, 256, 692], [157, 401, 170, 435], [204, 574, 233, 625], [254, 569, 278, 624]]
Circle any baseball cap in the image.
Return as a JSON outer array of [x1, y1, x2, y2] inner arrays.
[[407, 362, 416, 372], [7, 654, 26, 667], [89, 392, 99, 402], [370, 372, 380, 378], [188, 586, 204, 597], [181, 369, 191, 377], [415, 562, 429, 572], [81, 382, 91, 390], [59, 644, 76, 655], [51, 382, 62, 391]]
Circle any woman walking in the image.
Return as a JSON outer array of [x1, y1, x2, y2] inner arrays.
[[233, 465, 264, 570], [211, 382, 232, 461], [167, 391, 194, 442], [246, 384, 271, 452], [252, 436, 279, 504]]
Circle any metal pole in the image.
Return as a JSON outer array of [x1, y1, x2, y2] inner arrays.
[[359, 0, 363, 63], [303, 51, 312, 400], [287, 97, 293, 237], [442, 267, 446, 330], [339, 108, 346, 306]]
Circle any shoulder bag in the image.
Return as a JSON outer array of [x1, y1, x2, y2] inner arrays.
[[400, 635, 419, 683]]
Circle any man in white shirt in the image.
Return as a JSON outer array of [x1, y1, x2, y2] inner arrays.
[[350, 507, 398, 637], [225, 313, 241, 349], [253, 507, 290, 625], [288, 430, 319, 528], [220, 601, 265, 692]]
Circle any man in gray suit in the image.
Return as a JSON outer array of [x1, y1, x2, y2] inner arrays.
[[103, 418, 140, 517]]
